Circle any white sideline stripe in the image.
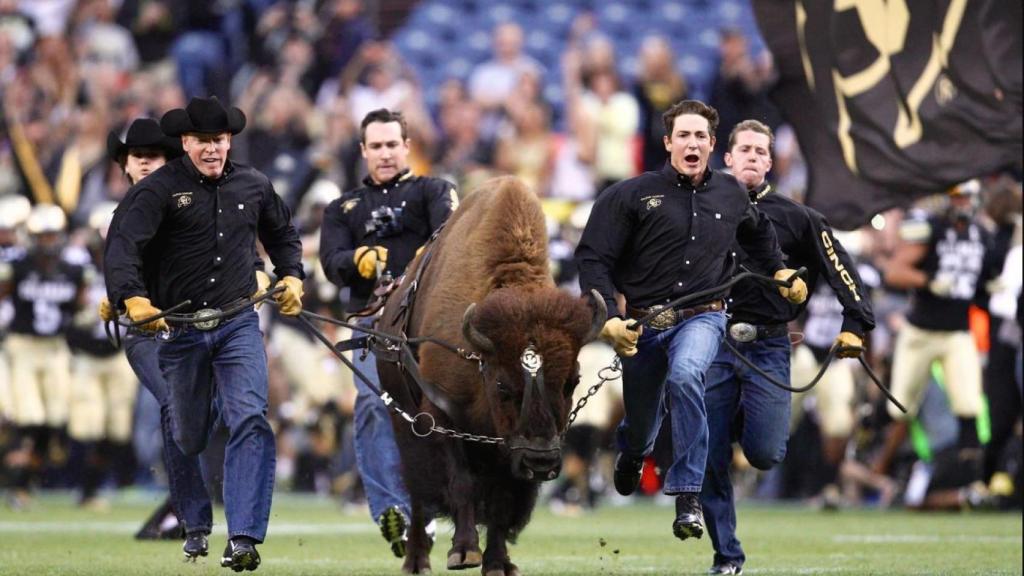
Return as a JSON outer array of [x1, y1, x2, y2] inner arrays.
[[833, 534, 1020, 544], [0, 521, 375, 536]]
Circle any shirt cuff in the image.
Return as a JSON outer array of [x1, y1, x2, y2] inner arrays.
[[840, 317, 866, 337]]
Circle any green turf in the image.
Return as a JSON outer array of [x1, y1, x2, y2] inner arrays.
[[0, 492, 1020, 575]]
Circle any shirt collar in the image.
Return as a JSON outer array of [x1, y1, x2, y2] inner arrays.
[[182, 155, 234, 185], [362, 168, 414, 189], [661, 161, 713, 188], [750, 181, 772, 202]]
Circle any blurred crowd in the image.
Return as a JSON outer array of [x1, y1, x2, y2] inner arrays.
[[0, 0, 1021, 519]]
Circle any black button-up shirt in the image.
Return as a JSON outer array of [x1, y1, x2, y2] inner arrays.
[[320, 170, 455, 312], [576, 164, 784, 316], [105, 156, 303, 312], [727, 183, 876, 335]]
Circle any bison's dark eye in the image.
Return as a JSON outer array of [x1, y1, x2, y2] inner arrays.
[[496, 381, 513, 401]]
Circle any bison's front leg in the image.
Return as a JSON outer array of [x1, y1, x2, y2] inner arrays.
[[446, 439, 483, 570], [402, 499, 432, 574], [482, 524, 519, 576]]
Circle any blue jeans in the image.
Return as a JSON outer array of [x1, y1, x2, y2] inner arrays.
[[617, 310, 727, 493], [701, 334, 792, 566], [354, 319, 411, 523], [158, 310, 275, 542], [124, 332, 212, 535]]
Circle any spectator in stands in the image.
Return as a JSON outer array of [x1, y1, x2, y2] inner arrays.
[[709, 29, 777, 168], [115, 0, 176, 68], [433, 81, 495, 190], [495, 98, 555, 196], [169, 1, 236, 98], [634, 36, 687, 173], [468, 21, 543, 138], [315, 0, 375, 88], [321, 40, 436, 162], [578, 61, 638, 191]]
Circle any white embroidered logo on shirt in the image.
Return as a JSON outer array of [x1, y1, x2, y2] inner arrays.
[[641, 195, 664, 211], [173, 192, 193, 209]]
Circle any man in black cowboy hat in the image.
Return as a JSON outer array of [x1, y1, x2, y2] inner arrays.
[[105, 96, 304, 572], [99, 118, 217, 559]]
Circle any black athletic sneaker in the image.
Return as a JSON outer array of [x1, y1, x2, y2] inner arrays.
[[613, 453, 644, 496], [672, 493, 705, 541], [220, 538, 261, 572], [183, 532, 209, 561], [709, 560, 743, 574], [378, 505, 408, 558]]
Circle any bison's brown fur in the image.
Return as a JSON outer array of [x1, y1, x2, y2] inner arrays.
[[376, 176, 602, 575]]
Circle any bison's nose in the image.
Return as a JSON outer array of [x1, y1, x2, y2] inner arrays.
[[521, 450, 562, 481]]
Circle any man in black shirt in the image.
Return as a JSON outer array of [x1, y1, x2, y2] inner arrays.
[[700, 120, 875, 575], [575, 100, 805, 545], [105, 96, 304, 571], [320, 108, 455, 557], [98, 118, 216, 557]]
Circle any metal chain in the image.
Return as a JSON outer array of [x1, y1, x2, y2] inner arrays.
[[381, 356, 622, 445], [428, 424, 506, 445], [564, 357, 621, 431]]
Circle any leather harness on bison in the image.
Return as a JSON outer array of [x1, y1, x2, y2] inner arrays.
[[375, 176, 605, 576]]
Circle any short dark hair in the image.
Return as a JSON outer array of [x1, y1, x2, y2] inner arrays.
[[360, 108, 408, 143], [727, 119, 774, 152], [662, 99, 719, 138]]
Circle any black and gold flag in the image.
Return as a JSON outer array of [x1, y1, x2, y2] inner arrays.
[[753, 0, 1022, 229]]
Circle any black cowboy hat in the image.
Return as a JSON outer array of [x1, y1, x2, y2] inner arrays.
[[106, 118, 184, 165], [160, 96, 246, 137]]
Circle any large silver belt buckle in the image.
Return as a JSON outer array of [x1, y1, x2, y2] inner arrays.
[[193, 308, 221, 331], [728, 322, 757, 343], [647, 305, 678, 331]]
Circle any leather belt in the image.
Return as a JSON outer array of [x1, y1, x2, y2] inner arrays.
[[727, 322, 788, 343], [168, 298, 251, 331], [627, 299, 724, 330]]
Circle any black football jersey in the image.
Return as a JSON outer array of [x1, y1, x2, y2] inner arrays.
[[902, 212, 995, 331], [9, 255, 85, 337]]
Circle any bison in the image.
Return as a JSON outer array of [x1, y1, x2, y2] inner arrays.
[[376, 176, 605, 575]]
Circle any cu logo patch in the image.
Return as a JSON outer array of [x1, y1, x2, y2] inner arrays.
[[173, 192, 193, 209], [642, 195, 664, 211]]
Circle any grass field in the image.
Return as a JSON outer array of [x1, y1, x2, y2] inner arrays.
[[0, 492, 1020, 575]]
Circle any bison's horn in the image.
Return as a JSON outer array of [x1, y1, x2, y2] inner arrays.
[[462, 304, 495, 353], [584, 289, 607, 343]]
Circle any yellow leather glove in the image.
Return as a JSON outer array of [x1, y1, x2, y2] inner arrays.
[[600, 317, 642, 357], [274, 275, 304, 316], [124, 296, 168, 332], [415, 244, 426, 258], [775, 268, 808, 304], [354, 246, 388, 279], [98, 298, 117, 322], [252, 270, 272, 309], [833, 331, 864, 358]]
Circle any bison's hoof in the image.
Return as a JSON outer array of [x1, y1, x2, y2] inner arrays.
[[447, 546, 483, 569], [483, 561, 520, 576], [402, 553, 431, 574]]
